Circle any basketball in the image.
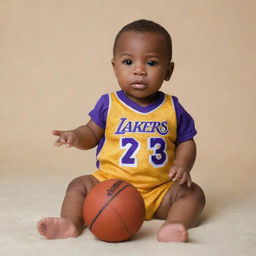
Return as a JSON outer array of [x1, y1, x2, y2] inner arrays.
[[83, 179, 145, 242]]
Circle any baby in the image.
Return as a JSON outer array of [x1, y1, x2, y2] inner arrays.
[[37, 19, 205, 242]]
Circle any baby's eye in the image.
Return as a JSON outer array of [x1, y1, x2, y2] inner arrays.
[[122, 59, 133, 65], [147, 60, 158, 66]]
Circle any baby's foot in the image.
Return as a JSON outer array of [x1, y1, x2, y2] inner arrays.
[[37, 217, 79, 239], [157, 223, 188, 242]]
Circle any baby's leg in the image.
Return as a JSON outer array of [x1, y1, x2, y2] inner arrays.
[[155, 182, 205, 242], [37, 175, 99, 239]]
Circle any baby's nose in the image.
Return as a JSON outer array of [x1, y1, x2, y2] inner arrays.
[[133, 63, 146, 75]]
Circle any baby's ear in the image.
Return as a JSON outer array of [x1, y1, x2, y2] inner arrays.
[[111, 59, 117, 77], [164, 62, 174, 81]]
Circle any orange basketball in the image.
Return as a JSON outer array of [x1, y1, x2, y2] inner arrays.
[[83, 179, 145, 242]]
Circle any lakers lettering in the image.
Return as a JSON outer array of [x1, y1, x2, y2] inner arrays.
[[115, 118, 168, 135]]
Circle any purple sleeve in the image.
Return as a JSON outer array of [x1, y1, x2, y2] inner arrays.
[[172, 96, 197, 144], [88, 94, 109, 129]]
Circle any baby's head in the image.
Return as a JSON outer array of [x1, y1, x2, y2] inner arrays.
[[112, 19, 174, 104], [113, 19, 172, 62]]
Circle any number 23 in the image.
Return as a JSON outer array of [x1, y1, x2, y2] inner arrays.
[[120, 137, 167, 168]]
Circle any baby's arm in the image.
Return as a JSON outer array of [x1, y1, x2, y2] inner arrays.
[[53, 119, 104, 150], [169, 139, 196, 187]]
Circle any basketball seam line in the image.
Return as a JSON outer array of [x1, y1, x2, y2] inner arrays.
[[111, 206, 132, 236], [89, 184, 131, 231]]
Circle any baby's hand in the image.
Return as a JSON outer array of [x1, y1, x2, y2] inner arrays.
[[52, 130, 78, 148], [169, 164, 192, 187]]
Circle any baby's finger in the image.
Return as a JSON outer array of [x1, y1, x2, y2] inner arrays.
[[172, 171, 183, 182], [169, 168, 177, 179], [54, 140, 61, 146], [52, 130, 62, 136], [187, 176, 192, 187], [66, 134, 74, 148], [60, 137, 67, 144], [179, 173, 188, 185], [54, 137, 66, 146]]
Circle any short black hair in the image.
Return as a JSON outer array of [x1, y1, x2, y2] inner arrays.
[[113, 19, 172, 61]]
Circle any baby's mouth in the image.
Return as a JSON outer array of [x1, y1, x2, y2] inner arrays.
[[130, 83, 147, 89]]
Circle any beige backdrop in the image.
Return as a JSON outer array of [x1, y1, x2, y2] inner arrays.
[[1, 1, 256, 255], [1, 0, 255, 186]]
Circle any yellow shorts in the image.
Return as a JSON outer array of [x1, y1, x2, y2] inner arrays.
[[92, 170, 174, 220]]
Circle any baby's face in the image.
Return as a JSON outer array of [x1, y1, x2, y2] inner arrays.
[[112, 31, 173, 105]]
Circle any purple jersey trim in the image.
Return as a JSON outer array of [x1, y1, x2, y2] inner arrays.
[[88, 91, 197, 146], [88, 94, 109, 168], [88, 94, 109, 129], [95, 136, 105, 168], [116, 90, 165, 113], [172, 96, 197, 144]]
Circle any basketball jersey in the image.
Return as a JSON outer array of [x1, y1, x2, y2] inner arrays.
[[93, 91, 177, 190]]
